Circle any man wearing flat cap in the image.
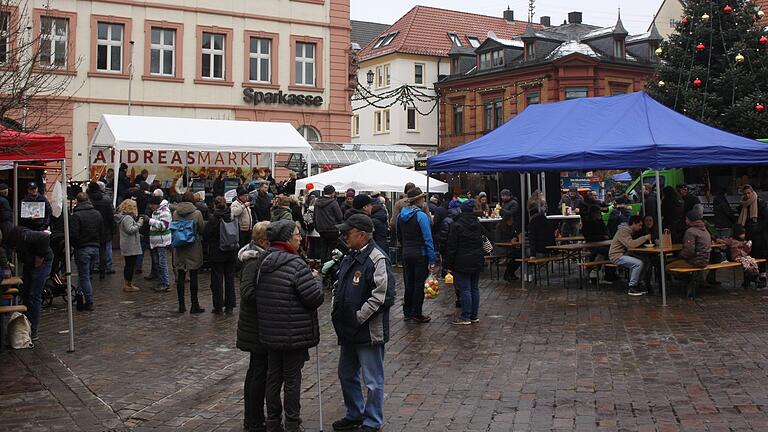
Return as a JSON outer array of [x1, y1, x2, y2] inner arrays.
[[20, 181, 52, 232], [332, 214, 395, 432]]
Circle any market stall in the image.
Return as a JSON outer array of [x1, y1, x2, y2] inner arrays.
[[89, 115, 313, 206], [296, 159, 448, 193], [0, 129, 74, 351], [428, 91, 768, 305]]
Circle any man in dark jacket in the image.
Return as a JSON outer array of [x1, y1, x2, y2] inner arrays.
[[642, 184, 659, 222], [0, 183, 12, 243], [370, 201, 389, 256], [7, 225, 52, 340], [117, 163, 132, 202], [70, 192, 104, 311], [444, 200, 486, 325], [256, 220, 324, 432], [332, 214, 395, 432], [252, 181, 272, 222], [314, 185, 344, 261], [20, 182, 52, 231], [396, 187, 436, 323], [88, 182, 115, 279], [677, 184, 700, 227], [499, 189, 520, 230]]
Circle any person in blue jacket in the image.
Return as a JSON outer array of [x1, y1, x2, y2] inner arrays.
[[396, 187, 435, 323]]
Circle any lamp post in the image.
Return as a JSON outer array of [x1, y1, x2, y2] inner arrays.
[[127, 40, 135, 115], [366, 69, 374, 88]]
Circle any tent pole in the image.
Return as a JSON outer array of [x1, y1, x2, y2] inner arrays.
[[113, 150, 120, 208], [520, 173, 526, 290], [12, 162, 18, 269], [62, 159, 75, 352], [496, 172, 500, 204], [540, 172, 546, 205], [655, 170, 667, 307], [526, 173, 531, 201], [270, 153, 275, 182]]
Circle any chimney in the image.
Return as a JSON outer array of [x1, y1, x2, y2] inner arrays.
[[568, 11, 582, 24], [540, 16, 551, 27], [503, 6, 514, 22]]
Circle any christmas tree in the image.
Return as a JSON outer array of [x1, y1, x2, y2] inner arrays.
[[646, 0, 768, 138]]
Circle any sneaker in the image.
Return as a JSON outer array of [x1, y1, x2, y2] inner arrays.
[[31, 331, 39, 341], [190, 305, 205, 314], [412, 314, 431, 323], [470, 319, 480, 324], [153, 284, 170, 292], [84, 302, 95, 311], [451, 318, 471, 325], [332, 417, 363, 431], [359, 426, 381, 432], [627, 286, 647, 296]]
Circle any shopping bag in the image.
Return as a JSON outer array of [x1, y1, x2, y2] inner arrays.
[[424, 273, 440, 300], [7, 312, 33, 349], [661, 229, 673, 247]]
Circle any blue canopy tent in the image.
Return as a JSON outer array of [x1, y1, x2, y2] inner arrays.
[[428, 92, 768, 305]]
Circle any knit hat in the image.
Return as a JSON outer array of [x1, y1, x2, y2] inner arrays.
[[0, 183, 8, 191], [345, 188, 356, 198], [686, 204, 703, 222], [323, 185, 336, 195], [460, 199, 476, 213], [268, 219, 296, 243], [236, 186, 248, 197], [352, 194, 372, 210], [500, 189, 511, 197], [448, 199, 462, 209]]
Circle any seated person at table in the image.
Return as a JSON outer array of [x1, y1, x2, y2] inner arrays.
[[528, 204, 555, 258], [636, 215, 661, 290], [581, 205, 614, 284], [609, 215, 651, 296], [669, 205, 712, 297], [607, 196, 632, 238], [496, 213, 521, 281], [720, 224, 760, 288]]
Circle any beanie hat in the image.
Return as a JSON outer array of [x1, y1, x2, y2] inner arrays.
[[323, 185, 336, 195], [345, 189, 356, 198], [149, 195, 163, 205], [352, 194, 372, 210], [448, 199, 462, 209], [236, 186, 248, 197], [500, 189, 511, 197], [460, 199, 476, 213], [268, 220, 295, 243], [686, 204, 703, 222]]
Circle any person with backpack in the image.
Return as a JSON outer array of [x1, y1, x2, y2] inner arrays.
[[148, 195, 172, 292], [171, 192, 206, 313], [115, 199, 144, 293], [314, 185, 344, 261], [203, 196, 239, 314]]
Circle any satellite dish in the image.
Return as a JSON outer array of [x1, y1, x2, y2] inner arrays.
[[487, 31, 497, 39]]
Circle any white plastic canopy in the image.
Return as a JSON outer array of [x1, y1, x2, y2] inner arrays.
[[296, 159, 448, 193], [90, 114, 313, 154]]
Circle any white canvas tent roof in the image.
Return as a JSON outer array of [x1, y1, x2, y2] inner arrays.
[[90, 114, 312, 154], [296, 159, 448, 193]]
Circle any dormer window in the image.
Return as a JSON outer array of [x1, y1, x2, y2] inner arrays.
[[448, 32, 462, 47], [525, 42, 535, 60], [372, 32, 398, 49], [373, 35, 386, 49], [613, 38, 625, 58], [467, 36, 480, 48], [479, 50, 504, 70], [451, 57, 460, 75]]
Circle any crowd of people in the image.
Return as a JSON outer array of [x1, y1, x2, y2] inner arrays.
[[3, 162, 768, 431]]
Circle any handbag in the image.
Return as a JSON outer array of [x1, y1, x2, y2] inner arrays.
[[661, 229, 673, 247], [481, 235, 493, 255]]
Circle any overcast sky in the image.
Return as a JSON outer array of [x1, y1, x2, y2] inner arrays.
[[350, 0, 664, 35]]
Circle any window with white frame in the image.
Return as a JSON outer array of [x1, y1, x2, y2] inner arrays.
[[414, 63, 424, 85], [376, 64, 390, 88], [613, 38, 624, 58], [96, 22, 124, 72], [467, 36, 480, 48], [372, 34, 386, 49], [406, 107, 417, 131], [384, 64, 390, 86], [374, 109, 390, 133], [525, 42, 535, 60], [39, 16, 68, 67], [479, 50, 503, 70], [201, 32, 225, 79], [382, 32, 397, 46], [351, 114, 360, 137], [295, 41, 315, 86], [448, 32, 462, 46], [150, 27, 175, 76], [453, 104, 464, 135], [0, 12, 9, 64], [526, 91, 540, 106], [249, 37, 271, 82]]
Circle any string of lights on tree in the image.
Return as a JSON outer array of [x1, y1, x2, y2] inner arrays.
[[647, 0, 768, 138]]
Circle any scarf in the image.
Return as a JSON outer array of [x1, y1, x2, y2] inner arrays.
[[271, 241, 297, 255], [738, 193, 758, 227]]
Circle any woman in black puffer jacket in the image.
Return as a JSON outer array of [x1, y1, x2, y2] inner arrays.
[[203, 196, 238, 314], [254, 220, 324, 432], [444, 199, 487, 325]]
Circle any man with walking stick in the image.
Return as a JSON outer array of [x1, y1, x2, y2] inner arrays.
[[331, 214, 396, 432]]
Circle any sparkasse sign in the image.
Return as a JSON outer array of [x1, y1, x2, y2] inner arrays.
[[242, 88, 323, 107]]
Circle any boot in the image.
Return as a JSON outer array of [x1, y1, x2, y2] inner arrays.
[[265, 419, 285, 432], [189, 276, 204, 313], [284, 420, 302, 432], [123, 281, 139, 293]]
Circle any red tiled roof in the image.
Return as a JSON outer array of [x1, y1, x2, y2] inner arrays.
[[358, 6, 541, 61]]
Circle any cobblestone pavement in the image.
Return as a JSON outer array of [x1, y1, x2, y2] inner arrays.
[[4, 262, 768, 431]]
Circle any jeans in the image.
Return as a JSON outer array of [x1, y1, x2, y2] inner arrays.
[[454, 272, 480, 321], [76, 246, 100, 303], [210, 261, 236, 309], [95, 240, 113, 273], [338, 344, 386, 429], [135, 238, 150, 274], [266, 349, 309, 425], [402, 256, 428, 318], [616, 255, 645, 287], [176, 269, 200, 308], [21, 251, 53, 334], [244, 349, 268, 429], [123, 255, 138, 282], [154, 247, 169, 287]]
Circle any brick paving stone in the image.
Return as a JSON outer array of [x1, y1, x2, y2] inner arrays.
[[5, 263, 768, 430]]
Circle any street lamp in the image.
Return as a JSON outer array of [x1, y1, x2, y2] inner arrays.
[[366, 69, 374, 87]]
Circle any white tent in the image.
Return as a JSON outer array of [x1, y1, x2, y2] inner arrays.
[[91, 114, 312, 154], [90, 114, 313, 206], [296, 159, 448, 193]]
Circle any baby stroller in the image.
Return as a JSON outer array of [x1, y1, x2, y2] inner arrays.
[[42, 225, 78, 308]]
